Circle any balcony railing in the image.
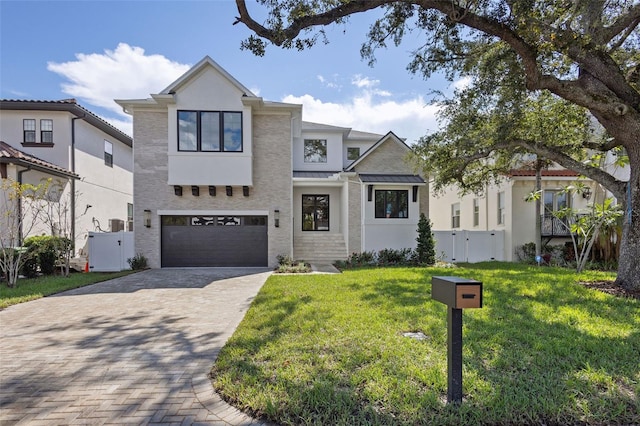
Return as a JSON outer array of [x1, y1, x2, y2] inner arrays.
[[540, 214, 573, 237]]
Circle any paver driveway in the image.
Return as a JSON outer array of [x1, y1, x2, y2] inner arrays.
[[0, 268, 273, 425]]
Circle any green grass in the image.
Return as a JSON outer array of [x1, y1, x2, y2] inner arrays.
[[211, 262, 639, 425], [0, 271, 135, 309]]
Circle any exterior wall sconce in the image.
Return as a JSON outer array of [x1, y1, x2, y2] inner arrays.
[[226, 186, 233, 196], [209, 186, 216, 196], [413, 186, 419, 202], [368, 185, 373, 202], [143, 209, 151, 228], [274, 209, 280, 228], [582, 187, 592, 200], [191, 186, 199, 196], [174, 185, 182, 196], [243, 186, 249, 197]]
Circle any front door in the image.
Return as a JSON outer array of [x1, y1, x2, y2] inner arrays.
[[302, 194, 329, 231]]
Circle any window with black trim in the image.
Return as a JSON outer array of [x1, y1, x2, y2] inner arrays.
[[104, 140, 113, 167], [23, 119, 36, 143], [347, 147, 360, 161], [41, 119, 53, 143], [178, 110, 242, 152], [375, 190, 408, 218], [304, 139, 327, 163]]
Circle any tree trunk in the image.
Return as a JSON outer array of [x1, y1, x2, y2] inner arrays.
[[615, 146, 640, 291], [535, 160, 542, 258]]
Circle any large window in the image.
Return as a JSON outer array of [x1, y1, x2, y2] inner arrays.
[[40, 119, 53, 143], [304, 139, 327, 163], [302, 195, 329, 231], [178, 110, 242, 152], [544, 190, 570, 213], [23, 119, 36, 143], [497, 192, 505, 225], [375, 190, 408, 218], [104, 140, 113, 167], [451, 203, 461, 228]]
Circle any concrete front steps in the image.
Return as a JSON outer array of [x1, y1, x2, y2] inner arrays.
[[293, 233, 348, 264]]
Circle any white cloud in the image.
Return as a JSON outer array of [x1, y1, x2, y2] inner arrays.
[[47, 43, 190, 127], [351, 74, 379, 89], [282, 91, 440, 145], [452, 76, 472, 91]]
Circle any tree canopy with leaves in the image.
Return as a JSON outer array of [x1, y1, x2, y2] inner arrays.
[[233, 0, 639, 290]]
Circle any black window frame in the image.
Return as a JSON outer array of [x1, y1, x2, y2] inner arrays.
[[303, 139, 327, 163], [177, 110, 243, 153], [23, 119, 36, 143], [375, 190, 409, 219], [40, 119, 53, 143], [347, 147, 360, 161], [302, 194, 330, 231]]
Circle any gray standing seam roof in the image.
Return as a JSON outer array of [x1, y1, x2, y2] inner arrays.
[[359, 174, 425, 183]]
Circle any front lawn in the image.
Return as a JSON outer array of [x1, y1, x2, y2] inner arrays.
[[211, 263, 639, 425], [0, 271, 135, 309]]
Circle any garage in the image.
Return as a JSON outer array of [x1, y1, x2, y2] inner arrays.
[[161, 215, 268, 267]]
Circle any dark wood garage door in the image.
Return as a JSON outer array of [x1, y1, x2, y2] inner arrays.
[[161, 215, 268, 267]]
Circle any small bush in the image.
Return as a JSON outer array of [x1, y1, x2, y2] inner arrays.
[[275, 254, 310, 273], [20, 248, 39, 278], [127, 253, 148, 270]]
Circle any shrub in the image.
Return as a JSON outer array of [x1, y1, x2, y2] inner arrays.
[[19, 247, 39, 278], [127, 253, 148, 270], [23, 235, 71, 275], [275, 254, 310, 273], [416, 213, 436, 265]]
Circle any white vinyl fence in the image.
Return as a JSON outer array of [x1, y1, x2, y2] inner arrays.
[[433, 230, 505, 263], [88, 231, 134, 272]]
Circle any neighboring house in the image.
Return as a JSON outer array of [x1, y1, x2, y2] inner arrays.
[[115, 56, 428, 268], [0, 99, 133, 255], [429, 168, 595, 262]]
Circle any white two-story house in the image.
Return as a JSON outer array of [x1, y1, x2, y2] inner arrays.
[[0, 99, 133, 255], [116, 56, 428, 268]]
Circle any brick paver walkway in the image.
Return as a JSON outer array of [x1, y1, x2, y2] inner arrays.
[[0, 268, 273, 425]]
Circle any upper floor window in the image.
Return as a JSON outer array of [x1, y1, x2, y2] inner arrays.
[[178, 110, 242, 152], [375, 190, 408, 218], [104, 140, 113, 167], [40, 119, 53, 143], [451, 203, 461, 228], [23, 119, 36, 143], [347, 147, 360, 161], [304, 139, 327, 163], [497, 191, 505, 225], [473, 198, 480, 227], [544, 190, 570, 213]]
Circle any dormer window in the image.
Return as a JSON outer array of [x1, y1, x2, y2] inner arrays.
[[304, 139, 327, 163], [178, 110, 242, 152]]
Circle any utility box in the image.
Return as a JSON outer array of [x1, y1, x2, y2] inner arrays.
[[432, 276, 483, 309]]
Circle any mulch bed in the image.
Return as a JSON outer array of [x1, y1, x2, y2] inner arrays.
[[578, 281, 640, 300]]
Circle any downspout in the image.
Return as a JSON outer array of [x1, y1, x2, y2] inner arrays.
[[71, 114, 85, 253]]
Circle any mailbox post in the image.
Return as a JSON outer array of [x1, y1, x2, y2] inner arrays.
[[431, 276, 483, 404]]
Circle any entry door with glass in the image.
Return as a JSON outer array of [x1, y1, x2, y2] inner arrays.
[[302, 195, 329, 231]]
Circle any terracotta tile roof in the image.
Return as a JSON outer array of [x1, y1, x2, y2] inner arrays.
[[509, 169, 580, 177], [0, 141, 79, 179]]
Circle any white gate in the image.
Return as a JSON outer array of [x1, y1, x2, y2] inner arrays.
[[88, 231, 134, 272], [433, 230, 505, 263]]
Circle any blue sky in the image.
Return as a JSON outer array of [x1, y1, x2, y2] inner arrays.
[[1, 0, 463, 143]]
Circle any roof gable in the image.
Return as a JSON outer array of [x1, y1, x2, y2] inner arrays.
[[160, 56, 256, 97], [346, 131, 411, 171]]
